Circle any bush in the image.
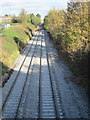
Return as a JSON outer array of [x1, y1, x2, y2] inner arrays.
[[44, 1, 89, 77]]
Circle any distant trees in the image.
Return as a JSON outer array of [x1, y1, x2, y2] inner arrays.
[[44, 0, 89, 75], [11, 15, 21, 23], [11, 9, 42, 27], [30, 14, 41, 27], [26, 14, 32, 22], [36, 14, 41, 18], [18, 9, 27, 22], [4, 14, 9, 17]]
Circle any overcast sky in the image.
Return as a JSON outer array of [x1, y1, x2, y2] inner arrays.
[[0, 0, 69, 19]]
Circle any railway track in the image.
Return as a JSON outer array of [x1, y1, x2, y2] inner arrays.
[[39, 30, 63, 118], [0, 33, 38, 117], [1, 32, 38, 107], [1, 29, 64, 119]]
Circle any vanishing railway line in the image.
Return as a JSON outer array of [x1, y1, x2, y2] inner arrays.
[[0, 29, 64, 119]]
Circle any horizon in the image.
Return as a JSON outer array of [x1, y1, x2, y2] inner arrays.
[[0, 0, 69, 19]]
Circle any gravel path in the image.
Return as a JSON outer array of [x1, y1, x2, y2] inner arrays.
[[45, 31, 89, 118]]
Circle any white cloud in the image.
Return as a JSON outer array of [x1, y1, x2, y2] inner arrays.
[[76, 0, 89, 1], [0, 0, 69, 18]]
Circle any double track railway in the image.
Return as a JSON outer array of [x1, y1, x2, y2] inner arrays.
[[0, 30, 64, 119]]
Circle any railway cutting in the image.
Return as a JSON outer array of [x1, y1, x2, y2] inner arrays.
[[0, 29, 64, 119]]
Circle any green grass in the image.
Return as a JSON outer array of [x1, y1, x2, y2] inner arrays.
[[0, 23, 35, 76]]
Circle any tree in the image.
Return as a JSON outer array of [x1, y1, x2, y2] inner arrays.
[[44, 9, 65, 39], [65, 0, 88, 53], [18, 9, 27, 22], [26, 14, 32, 22], [11, 15, 21, 23], [4, 14, 9, 17], [30, 14, 41, 27], [36, 14, 41, 18], [44, 0, 89, 75]]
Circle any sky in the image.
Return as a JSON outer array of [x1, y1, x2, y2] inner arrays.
[[0, 0, 69, 19]]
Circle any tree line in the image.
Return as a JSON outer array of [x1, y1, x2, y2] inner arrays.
[[44, 0, 89, 78], [11, 9, 41, 27]]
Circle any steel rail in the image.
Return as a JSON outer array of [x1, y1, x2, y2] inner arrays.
[[38, 30, 42, 118], [44, 30, 64, 118], [15, 31, 40, 119], [2, 32, 39, 113]]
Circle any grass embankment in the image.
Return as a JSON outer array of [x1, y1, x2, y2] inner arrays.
[[0, 23, 35, 76]]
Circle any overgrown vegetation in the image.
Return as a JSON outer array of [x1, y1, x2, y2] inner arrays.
[[44, 0, 89, 84], [0, 23, 35, 75], [1, 8, 42, 76]]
